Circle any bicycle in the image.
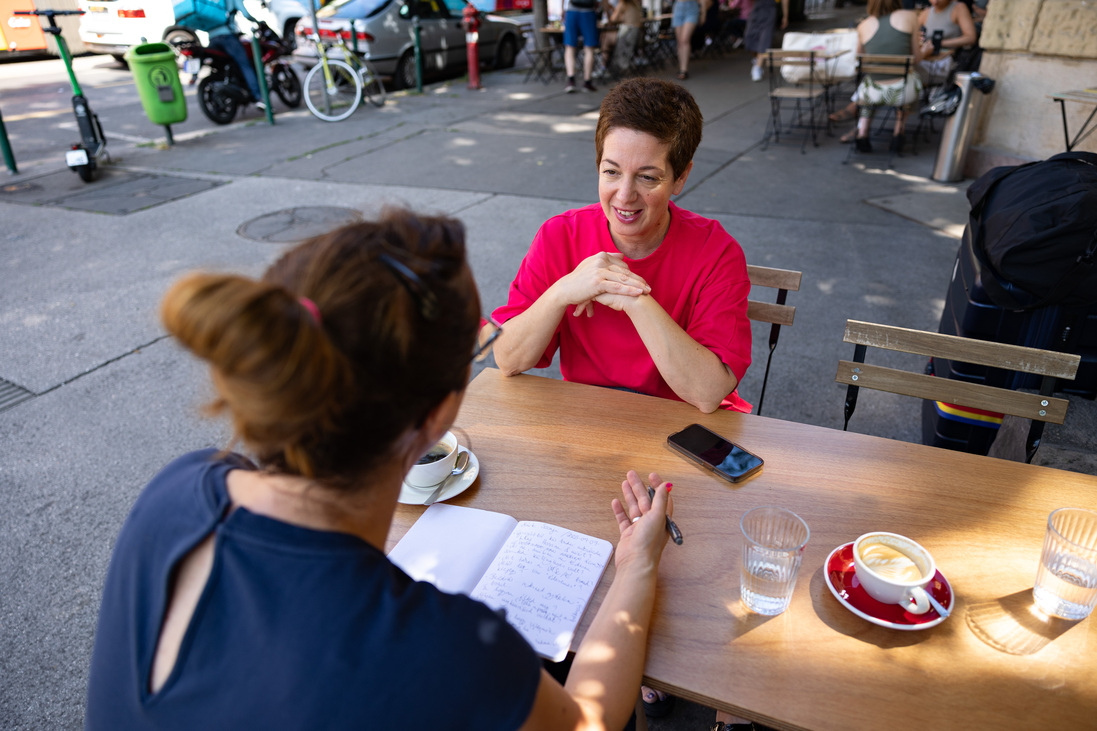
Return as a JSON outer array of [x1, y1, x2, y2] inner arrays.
[[15, 8, 107, 182], [303, 25, 385, 123]]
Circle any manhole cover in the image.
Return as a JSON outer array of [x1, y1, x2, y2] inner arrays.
[[237, 207, 363, 243]]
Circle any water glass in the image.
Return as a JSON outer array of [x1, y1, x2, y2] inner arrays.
[[740, 506, 810, 615], [1033, 507, 1097, 620]]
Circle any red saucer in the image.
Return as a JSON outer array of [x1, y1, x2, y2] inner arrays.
[[825, 542, 953, 630]]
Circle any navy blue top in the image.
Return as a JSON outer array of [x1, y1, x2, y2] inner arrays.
[[85, 450, 542, 730]]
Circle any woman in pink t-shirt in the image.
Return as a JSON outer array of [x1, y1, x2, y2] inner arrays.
[[492, 78, 752, 414]]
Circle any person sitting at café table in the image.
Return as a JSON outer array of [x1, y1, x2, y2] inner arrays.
[[83, 209, 675, 731], [917, 0, 976, 81], [491, 77, 753, 415]]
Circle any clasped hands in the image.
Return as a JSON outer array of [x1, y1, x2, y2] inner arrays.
[[560, 252, 651, 318]]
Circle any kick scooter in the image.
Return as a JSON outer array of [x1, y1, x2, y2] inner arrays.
[[14, 9, 108, 182]]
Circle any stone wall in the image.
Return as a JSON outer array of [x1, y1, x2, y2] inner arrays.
[[968, 0, 1097, 175]]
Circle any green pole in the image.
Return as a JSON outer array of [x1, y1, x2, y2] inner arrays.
[[251, 29, 274, 124], [413, 16, 423, 94], [0, 107, 17, 174]]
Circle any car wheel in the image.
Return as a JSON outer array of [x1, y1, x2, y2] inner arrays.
[[395, 51, 418, 90], [495, 34, 517, 70], [282, 19, 299, 50], [163, 26, 199, 71]]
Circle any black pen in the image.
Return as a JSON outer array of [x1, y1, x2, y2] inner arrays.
[[647, 485, 683, 545]]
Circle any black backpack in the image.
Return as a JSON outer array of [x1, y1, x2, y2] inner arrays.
[[967, 151, 1097, 311]]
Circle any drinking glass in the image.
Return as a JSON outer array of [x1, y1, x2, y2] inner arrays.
[[1033, 507, 1097, 620], [740, 506, 810, 615]]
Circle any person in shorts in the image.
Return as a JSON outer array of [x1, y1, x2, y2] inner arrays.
[[671, 0, 709, 80], [564, 0, 605, 92]]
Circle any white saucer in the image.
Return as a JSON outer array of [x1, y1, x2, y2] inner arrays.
[[398, 447, 479, 505]]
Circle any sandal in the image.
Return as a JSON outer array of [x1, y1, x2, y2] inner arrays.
[[840, 130, 857, 143], [829, 106, 857, 123], [641, 686, 676, 718], [677, 71, 689, 80]]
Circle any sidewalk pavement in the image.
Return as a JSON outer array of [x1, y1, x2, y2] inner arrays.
[[2, 10, 1094, 728]]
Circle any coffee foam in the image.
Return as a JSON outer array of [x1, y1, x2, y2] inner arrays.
[[859, 542, 924, 582]]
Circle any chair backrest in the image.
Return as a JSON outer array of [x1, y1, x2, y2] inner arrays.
[[836, 319, 1081, 460], [746, 265, 802, 415], [856, 53, 913, 79]]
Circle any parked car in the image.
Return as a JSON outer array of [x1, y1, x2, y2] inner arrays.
[[76, 0, 176, 62], [293, 0, 524, 90], [76, 0, 310, 62]]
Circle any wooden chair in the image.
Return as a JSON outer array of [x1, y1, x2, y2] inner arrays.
[[844, 54, 916, 166], [836, 320, 1081, 462], [762, 49, 829, 153], [746, 265, 802, 416]]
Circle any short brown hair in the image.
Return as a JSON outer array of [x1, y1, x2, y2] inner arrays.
[[595, 78, 703, 181], [161, 208, 480, 487]]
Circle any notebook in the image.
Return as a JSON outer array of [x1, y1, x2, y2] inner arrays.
[[388, 503, 614, 661]]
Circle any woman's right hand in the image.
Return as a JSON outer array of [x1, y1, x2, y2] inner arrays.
[[611, 470, 672, 572], [554, 252, 650, 317]]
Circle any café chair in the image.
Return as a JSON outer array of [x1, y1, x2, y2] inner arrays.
[[843, 54, 917, 166], [746, 265, 802, 416], [836, 319, 1081, 463], [762, 49, 830, 153]]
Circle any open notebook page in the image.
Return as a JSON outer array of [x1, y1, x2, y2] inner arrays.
[[470, 522, 613, 661], [388, 504, 517, 595]]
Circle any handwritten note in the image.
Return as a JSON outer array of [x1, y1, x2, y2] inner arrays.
[[471, 522, 613, 661], [388, 505, 613, 661]]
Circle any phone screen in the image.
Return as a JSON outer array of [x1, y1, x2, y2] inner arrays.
[[667, 424, 763, 483]]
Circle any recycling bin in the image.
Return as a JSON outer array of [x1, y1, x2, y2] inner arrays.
[[931, 72, 995, 183], [125, 42, 187, 127]]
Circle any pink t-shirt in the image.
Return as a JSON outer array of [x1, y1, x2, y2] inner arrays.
[[493, 202, 752, 412]]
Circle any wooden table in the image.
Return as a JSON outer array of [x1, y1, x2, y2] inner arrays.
[[387, 369, 1097, 731], [1050, 90, 1097, 152]]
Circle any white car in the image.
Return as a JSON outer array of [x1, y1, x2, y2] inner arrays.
[[76, 0, 176, 61], [75, 0, 311, 61]]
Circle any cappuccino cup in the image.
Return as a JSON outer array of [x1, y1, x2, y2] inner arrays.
[[853, 532, 936, 615], [406, 431, 459, 488]]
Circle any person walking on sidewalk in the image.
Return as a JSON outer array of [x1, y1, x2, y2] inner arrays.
[[671, 0, 709, 80], [743, 0, 788, 82], [564, 0, 605, 92]]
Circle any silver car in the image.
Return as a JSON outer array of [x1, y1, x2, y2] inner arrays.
[[294, 0, 524, 89]]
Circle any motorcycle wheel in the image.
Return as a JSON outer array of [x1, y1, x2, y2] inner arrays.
[[271, 63, 302, 108], [198, 77, 239, 125]]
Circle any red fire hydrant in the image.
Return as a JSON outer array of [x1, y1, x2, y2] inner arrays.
[[463, 1, 482, 90]]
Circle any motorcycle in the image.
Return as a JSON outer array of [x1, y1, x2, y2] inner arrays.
[[169, 22, 302, 125]]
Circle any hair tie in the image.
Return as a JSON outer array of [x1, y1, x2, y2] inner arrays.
[[298, 297, 322, 325]]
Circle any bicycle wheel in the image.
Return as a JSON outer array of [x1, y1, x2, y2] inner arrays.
[[304, 58, 362, 122], [359, 62, 386, 107]]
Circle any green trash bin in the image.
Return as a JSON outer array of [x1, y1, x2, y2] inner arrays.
[[125, 42, 187, 127]]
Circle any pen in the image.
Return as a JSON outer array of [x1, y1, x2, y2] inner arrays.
[[647, 485, 683, 546]]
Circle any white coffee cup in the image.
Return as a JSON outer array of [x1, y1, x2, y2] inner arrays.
[[406, 431, 459, 488], [853, 532, 936, 615]]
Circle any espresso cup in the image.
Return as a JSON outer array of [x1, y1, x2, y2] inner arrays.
[[852, 532, 936, 615], [406, 431, 459, 488]]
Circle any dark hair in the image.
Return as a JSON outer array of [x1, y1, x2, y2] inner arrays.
[[867, 0, 901, 17], [161, 208, 480, 487], [595, 78, 703, 181]]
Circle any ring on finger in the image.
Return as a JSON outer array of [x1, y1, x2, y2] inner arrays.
[[631, 516, 641, 524]]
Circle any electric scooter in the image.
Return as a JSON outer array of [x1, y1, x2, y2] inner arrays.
[[14, 9, 108, 182]]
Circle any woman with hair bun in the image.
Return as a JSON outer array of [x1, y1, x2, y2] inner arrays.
[[84, 208, 673, 731]]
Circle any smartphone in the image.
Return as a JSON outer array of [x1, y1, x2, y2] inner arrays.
[[667, 424, 764, 483]]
